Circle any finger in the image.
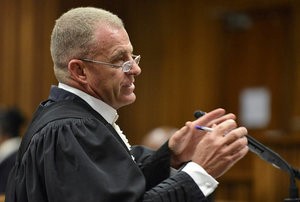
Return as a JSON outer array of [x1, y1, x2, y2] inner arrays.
[[229, 143, 249, 163], [195, 109, 227, 118], [213, 119, 237, 137], [222, 127, 247, 145], [194, 108, 226, 126], [207, 113, 236, 127], [220, 134, 248, 163], [170, 125, 189, 142], [203, 108, 226, 120], [186, 121, 207, 142], [170, 124, 198, 152], [194, 108, 236, 128]]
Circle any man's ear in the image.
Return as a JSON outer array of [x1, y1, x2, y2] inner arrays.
[[68, 59, 88, 84]]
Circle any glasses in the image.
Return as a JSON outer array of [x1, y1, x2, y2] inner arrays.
[[80, 55, 141, 72]]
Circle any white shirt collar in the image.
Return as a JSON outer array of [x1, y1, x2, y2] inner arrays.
[[58, 83, 118, 124]]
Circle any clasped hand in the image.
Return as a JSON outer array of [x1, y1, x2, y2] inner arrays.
[[168, 108, 249, 178]]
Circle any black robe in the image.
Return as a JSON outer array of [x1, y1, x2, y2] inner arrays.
[[5, 86, 206, 202], [0, 151, 17, 194]]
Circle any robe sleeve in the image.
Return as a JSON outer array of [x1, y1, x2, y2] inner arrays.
[[132, 144, 207, 201], [131, 143, 171, 190]]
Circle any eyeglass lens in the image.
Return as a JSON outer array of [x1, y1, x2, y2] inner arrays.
[[122, 56, 140, 72]]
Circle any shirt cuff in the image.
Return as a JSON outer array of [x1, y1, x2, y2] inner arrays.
[[181, 162, 219, 196]]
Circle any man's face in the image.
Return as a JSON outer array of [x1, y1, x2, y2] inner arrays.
[[83, 25, 141, 109]]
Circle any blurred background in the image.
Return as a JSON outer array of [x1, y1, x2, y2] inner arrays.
[[1, 0, 300, 201]]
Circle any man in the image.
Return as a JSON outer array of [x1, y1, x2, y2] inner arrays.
[[5, 7, 248, 202], [0, 108, 24, 194]]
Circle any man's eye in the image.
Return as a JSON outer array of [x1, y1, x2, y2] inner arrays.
[[117, 58, 127, 65], [111, 54, 130, 64], [118, 56, 130, 63], [110, 58, 123, 64]]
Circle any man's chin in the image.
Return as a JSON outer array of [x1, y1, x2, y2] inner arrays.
[[116, 95, 136, 109]]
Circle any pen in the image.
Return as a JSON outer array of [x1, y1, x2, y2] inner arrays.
[[195, 125, 213, 132]]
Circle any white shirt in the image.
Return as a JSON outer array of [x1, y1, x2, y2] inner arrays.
[[58, 83, 218, 196], [0, 137, 21, 164]]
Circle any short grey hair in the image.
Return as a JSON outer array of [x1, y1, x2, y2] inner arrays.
[[50, 7, 124, 82]]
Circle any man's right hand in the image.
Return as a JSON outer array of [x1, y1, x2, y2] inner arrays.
[[190, 119, 248, 178], [168, 108, 248, 178]]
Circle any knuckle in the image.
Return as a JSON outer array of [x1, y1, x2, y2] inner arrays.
[[224, 155, 234, 164], [241, 127, 248, 134], [185, 121, 192, 126], [228, 119, 237, 127]]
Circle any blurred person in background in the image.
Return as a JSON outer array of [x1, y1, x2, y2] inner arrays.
[[142, 126, 178, 150], [0, 107, 25, 194]]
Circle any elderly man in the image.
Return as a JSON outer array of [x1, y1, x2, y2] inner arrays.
[[5, 7, 248, 202]]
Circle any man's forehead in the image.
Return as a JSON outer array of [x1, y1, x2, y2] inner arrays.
[[94, 26, 133, 57]]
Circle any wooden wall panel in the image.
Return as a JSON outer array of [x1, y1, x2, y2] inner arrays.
[[33, 0, 58, 103], [290, 0, 300, 131], [117, 1, 226, 144], [1, 0, 19, 107], [0, 0, 58, 117], [18, 0, 35, 114], [1, 0, 300, 201], [219, 7, 293, 133]]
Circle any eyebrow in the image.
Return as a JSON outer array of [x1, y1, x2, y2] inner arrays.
[[110, 49, 133, 62]]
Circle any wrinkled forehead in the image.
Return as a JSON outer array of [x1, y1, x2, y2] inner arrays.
[[93, 24, 133, 58]]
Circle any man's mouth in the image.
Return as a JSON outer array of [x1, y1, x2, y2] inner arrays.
[[122, 83, 135, 93]]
